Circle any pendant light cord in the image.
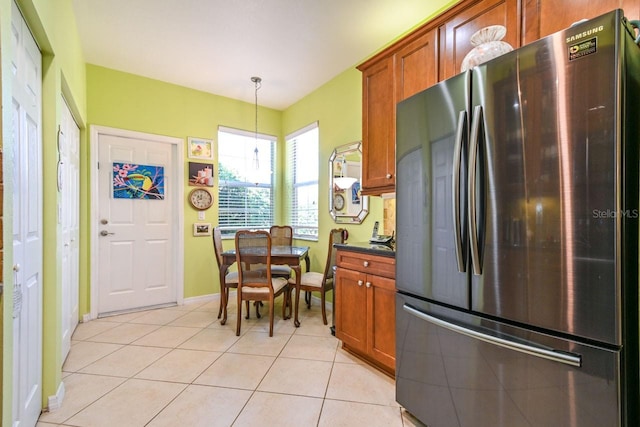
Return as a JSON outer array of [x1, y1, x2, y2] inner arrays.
[[251, 76, 262, 170]]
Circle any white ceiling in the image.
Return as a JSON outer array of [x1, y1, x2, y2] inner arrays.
[[71, 0, 453, 110]]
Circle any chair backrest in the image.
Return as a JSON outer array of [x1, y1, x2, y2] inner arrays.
[[235, 230, 272, 289], [269, 225, 293, 246], [322, 228, 347, 281], [212, 226, 224, 269]]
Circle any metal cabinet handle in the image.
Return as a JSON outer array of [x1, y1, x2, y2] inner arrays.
[[453, 110, 467, 273], [357, 280, 364, 286], [365, 282, 371, 288], [386, 173, 392, 179], [468, 105, 483, 275], [363, 261, 369, 267]]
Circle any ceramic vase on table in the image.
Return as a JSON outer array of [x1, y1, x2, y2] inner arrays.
[[461, 25, 513, 72]]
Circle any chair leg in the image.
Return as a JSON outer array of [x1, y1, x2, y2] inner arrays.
[[305, 291, 311, 309], [321, 290, 328, 325], [217, 285, 224, 319], [282, 291, 288, 320], [286, 289, 293, 319], [245, 300, 251, 319], [236, 294, 243, 336], [221, 286, 231, 325], [268, 296, 275, 337]]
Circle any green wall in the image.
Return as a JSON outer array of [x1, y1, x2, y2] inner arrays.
[[282, 68, 382, 272], [86, 63, 383, 299], [86, 64, 285, 300]]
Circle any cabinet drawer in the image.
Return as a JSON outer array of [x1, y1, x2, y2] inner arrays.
[[337, 251, 395, 279]]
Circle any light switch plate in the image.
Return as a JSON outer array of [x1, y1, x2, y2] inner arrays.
[[198, 211, 205, 220]]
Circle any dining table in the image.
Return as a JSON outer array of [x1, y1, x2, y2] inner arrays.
[[219, 245, 310, 327]]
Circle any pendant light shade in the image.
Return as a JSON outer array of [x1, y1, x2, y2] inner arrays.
[[333, 156, 357, 189], [251, 76, 262, 170]]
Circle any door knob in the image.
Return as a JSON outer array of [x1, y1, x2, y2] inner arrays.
[[100, 230, 115, 236], [13, 264, 20, 272]]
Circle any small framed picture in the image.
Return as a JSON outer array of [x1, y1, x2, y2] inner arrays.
[[193, 223, 212, 237], [188, 162, 214, 187], [188, 137, 214, 160]]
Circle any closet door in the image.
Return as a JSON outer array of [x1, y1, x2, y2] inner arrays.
[[60, 97, 80, 362], [11, 1, 43, 426]]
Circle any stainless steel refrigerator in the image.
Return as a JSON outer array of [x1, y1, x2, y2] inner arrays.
[[395, 9, 640, 427]]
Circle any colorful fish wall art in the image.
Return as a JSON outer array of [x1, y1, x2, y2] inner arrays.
[[113, 162, 165, 200]]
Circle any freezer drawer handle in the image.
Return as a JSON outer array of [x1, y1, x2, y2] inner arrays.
[[403, 304, 582, 367]]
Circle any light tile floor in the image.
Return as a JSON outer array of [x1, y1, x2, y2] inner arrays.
[[37, 293, 426, 427]]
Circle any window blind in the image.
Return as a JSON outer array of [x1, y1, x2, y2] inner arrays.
[[218, 126, 276, 238], [286, 122, 319, 240]]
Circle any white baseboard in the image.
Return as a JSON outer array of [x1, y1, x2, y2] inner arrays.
[[83, 294, 222, 322], [47, 380, 65, 412], [183, 293, 219, 305]]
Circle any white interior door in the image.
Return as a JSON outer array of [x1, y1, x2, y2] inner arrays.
[[11, 2, 43, 426], [92, 127, 183, 316], [60, 97, 80, 362]]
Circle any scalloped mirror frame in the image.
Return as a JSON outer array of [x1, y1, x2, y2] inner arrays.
[[329, 141, 369, 224]]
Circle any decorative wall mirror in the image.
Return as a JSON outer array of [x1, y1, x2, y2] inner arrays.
[[329, 141, 368, 223]]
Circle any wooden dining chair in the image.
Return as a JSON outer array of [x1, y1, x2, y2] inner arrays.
[[289, 228, 346, 325], [235, 230, 290, 336], [213, 226, 259, 324], [268, 225, 294, 278]]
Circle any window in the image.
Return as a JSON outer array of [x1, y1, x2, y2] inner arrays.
[[286, 122, 319, 240], [217, 126, 275, 238]]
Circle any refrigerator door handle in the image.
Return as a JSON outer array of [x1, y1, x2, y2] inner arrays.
[[403, 304, 582, 367], [468, 104, 482, 275], [452, 110, 467, 272]]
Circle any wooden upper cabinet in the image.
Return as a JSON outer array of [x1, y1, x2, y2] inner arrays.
[[356, 0, 637, 196], [360, 56, 396, 195], [395, 28, 439, 102], [522, 0, 640, 44], [438, 0, 519, 81]]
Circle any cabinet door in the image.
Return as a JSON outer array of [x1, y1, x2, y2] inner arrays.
[[395, 28, 438, 102], [438, 0, 519, 80], [335, 267, 367, 353], [367, 275, 396, 372], [523, 0, 640, 44], [361, 56, 396, 194]]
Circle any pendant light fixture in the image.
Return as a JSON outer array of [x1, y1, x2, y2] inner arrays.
[[251, 76, 262, 170], [333, 155, 358, 189]]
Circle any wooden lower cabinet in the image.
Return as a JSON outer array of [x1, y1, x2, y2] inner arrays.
[[334, 249, 395, 375]]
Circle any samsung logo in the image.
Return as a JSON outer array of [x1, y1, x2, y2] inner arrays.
[[566, 25, 604, 43]]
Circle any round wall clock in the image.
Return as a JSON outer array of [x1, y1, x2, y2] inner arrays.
[[333, 193, 345, 211], [188, 188, 213, 210]]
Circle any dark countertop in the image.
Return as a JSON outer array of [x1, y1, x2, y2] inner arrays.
[[334, 241, 395, 258]]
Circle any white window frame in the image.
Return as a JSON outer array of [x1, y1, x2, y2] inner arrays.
[[286, 122, 319, 240], [217, 126, 276, 238]]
